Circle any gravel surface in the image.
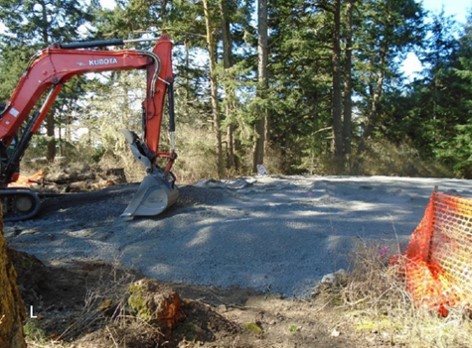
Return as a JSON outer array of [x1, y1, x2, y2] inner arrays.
[[5, 175, 472, 298]]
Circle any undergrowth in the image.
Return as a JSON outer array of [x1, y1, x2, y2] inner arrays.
[[313, 241, 472, 348], [25, 242, 472, 348], [353, 139, 452, 177], [24, 264, 163, 348], [21, 125, 456, 183]]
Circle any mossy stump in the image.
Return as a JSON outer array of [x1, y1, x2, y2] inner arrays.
[[128, 278, 184, 337], [0, 212, 26, 348]]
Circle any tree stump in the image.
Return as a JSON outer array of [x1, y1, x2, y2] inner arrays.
[[128, 278, 184, 338], [0, 212, 26, 347]]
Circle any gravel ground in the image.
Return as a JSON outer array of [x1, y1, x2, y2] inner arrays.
[[5, 175, 472, 298]]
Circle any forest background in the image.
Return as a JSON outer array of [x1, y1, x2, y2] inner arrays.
[[0, 0, 471, 183]]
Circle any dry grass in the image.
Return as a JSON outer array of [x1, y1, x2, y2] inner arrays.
[[24, 263, 165, 348], [174, 124, 224, 182], [314, 241, 472, 348], [65, 265, 166, 347]]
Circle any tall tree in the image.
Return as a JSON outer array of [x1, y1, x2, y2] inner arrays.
[[355, 0, 425, 154], [407, 11, 471, 176], [253, 0, 268, 172], [0, 45, 35, 102], [93, 0, 170, 38], [331, 0, 344, 172], [312, 0, 358, 173], [220, 0, 237, 169], [342, 0, 354, 167], [202, 0, 224, 178], [0, 214, 26, 348], [97, 0, 265, 177], [268, 0, 332, 172]]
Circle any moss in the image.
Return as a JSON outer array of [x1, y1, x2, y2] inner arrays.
[[23, 320, 47, 342], [354, 316, 398, 332], [182, 321, 205, 341], [244, 322, 263, 334], [127, 282, 153, 322], [127, 278, 184, 337], [288, 324, 300, 333]]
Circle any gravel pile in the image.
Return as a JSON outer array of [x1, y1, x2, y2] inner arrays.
[[5, 175, 472, 298]]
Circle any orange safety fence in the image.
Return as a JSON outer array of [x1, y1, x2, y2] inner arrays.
[[396, 190, 472, 316]]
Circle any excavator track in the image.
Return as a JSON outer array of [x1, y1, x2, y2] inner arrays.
[[1, 188, 41, 221]]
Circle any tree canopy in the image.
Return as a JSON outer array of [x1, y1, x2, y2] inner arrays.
[[0, 0, 470, 178]]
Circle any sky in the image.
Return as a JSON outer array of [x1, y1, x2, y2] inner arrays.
[[100, 0, 116, 10], [422, 0, 470, 24], [401, 0, 471, 78]]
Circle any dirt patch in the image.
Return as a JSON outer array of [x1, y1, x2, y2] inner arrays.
[[10, 241, 472, 347], [11, 251, 364, 347]]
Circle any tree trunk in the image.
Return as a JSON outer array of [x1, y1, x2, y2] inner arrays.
[[357, 43, 387, 157], [128, 278, 184, 341], [0, 210, 27, 348], [184, 40, 191, 112], [220, 0, 238, 170], [203, 0, 224, 178], [332, 0, 344, 173], [161, 0, 168, 18], [39, 0, 55, 162], [342, 0, 353, 169], [253, 0, 268, 173]]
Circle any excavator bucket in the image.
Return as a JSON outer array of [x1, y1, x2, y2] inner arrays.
[[120, 129, 178, 219], [121, 172, 178, 219]]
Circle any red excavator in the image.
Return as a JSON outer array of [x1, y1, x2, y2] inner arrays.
[[0, 34, 178, 221]]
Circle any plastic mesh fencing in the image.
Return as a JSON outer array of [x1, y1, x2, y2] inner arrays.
[[401, 191, 472, 316]]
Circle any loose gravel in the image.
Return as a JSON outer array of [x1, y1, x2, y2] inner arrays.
[[5, 175, 472, 298]]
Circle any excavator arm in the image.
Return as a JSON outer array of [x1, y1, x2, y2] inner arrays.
[[0, 34, 178, 221]]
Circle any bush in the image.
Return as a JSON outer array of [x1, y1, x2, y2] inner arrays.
[[313, 241, 472, 347], [352, 139, 452, 177]]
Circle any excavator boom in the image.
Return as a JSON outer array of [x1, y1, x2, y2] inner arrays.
[[0, 34, 178, 221]]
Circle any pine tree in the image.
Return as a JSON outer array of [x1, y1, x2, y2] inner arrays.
[[354, 0, 426, 160], [0, 0, 99, 161]]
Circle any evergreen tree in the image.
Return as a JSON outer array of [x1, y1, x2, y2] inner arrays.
[[429, 12, 472, 177], [354, 0, 425, 158], [371, 10, 471, 177], [267, 0, 332, 172], [202, 0, 224, 178], [0, 0, 99, 161]]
